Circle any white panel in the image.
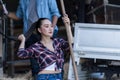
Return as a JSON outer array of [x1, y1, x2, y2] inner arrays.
[[74, 23, 120, 60]]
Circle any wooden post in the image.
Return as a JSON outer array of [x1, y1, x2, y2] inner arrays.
[[0, 17, 3, 78], [59, 0, 79, 80], [0, 17, 2, 60]]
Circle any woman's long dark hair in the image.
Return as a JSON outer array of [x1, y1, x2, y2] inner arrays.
[[35, 18, 49, 35]]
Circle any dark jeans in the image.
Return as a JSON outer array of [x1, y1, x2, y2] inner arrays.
[[36, 73, 62, 80]]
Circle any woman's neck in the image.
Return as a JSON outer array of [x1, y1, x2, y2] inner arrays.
[[41, 36, 52, 44], [40, 36, 54, 52]]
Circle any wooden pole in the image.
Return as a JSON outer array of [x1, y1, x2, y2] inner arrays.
[[59, 0, 79, 80]]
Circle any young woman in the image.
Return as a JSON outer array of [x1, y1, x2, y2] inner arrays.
[[17, 15, 71, 80]]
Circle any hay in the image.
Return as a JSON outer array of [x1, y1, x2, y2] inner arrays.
[[0, 62, 69, 80], [0, 71, 33, 80], [0, 77, 28, 80]]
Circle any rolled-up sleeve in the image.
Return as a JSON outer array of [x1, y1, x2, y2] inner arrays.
[[59, 38, 69, 51], [17, 47, 34, 58], [48, 0, 61, 18]]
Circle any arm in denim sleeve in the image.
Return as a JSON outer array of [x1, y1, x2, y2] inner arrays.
[[7, 0, 23, 20], [16, 0, 23, 19], [48, 0, 61, 18]]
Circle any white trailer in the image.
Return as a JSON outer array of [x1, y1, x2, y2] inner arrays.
[[68, 23, 120, 80]]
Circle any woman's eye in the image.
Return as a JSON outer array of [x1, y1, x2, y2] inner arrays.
[[44, 25, 49, 28]]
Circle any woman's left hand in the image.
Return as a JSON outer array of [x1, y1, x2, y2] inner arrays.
[[62, 14, 70, 25]]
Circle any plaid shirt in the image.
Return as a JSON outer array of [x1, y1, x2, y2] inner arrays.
[[17, 38, 69, 72]]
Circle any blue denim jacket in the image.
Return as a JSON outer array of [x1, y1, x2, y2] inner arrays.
[[16, 0, 61, 34]]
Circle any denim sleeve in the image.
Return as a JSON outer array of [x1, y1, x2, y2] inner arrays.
[[48, 0, 61, 18], [16, 0, 23, 19]]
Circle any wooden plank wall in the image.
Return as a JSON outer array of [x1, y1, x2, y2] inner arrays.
[[0, 35, 2, 57], [0, 26, 2, 57]]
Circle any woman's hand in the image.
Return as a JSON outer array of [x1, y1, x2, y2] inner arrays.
[[18, 34, 26, 49], [18, 34, 26, 42], [62, 14, 70, 25], [62, 14, 73, 43]]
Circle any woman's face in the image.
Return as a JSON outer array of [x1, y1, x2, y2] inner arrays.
[[38, 19, 54, 37]]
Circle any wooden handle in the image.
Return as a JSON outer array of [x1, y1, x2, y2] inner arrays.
[[60, 0, 79, 80]]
